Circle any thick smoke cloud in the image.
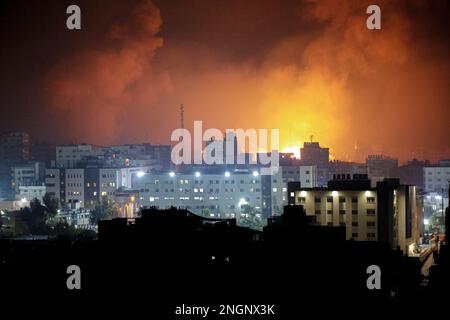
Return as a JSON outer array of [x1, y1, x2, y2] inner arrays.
[[44, 0, 172, 144], [0, 0, 448, 161]]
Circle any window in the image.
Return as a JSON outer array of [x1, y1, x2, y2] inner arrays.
[[366, 197, 376, 204], [351, 197, 358, 203], [367, 232, 376, 238], [351, 222, 358, 227], [367, 209, 376, 216], [314, 197, 321, 203], [298, 197, 306, 204], [367, 221, 376, 228], [326, 196, 333, 203], [339, 210, 346, 215], [339, 222, 346, 226], [327, 222, 333, 226], [315, 210, 321, 215], [339, 196, 346, 203], [327, 210, 333, 215]]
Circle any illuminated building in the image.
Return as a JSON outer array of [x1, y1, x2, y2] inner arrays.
[[293, 174, 422, 253], [135, 169, 265, 219]]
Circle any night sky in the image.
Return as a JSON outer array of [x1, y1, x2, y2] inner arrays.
[[0, 0, 449, 162]]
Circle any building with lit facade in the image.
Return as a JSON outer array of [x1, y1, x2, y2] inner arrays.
[[135, 168, 266, 219], [423, 160, 450, 194], [293, 174, 421, 253], [45, 167, 119, 208]]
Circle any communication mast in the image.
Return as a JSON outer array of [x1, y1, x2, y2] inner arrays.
[[180, 104, 185, 129]]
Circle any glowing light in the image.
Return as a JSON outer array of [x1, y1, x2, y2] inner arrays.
[[282, 146, 301, 159], [136, 171, 145, 178], [169, 171, 175, 177], [21, 198, 27, 203], [252, 171, 259, 177], [331, 191, 338, 196], [239, 198, 248, 207], [224, 171, 230, 177], [300, 191, 307, 197], [365, 190, 371, 196], [195, 172, 201, 178], [423, 219, 429, 225]]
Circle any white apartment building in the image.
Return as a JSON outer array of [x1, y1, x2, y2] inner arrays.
[[56, 144, 93, 168], [11, 161, 44, 195], [18, 185, 46, 202], [136, 169, 264, 218], [65, 169, 85, 207], [46, 167, 120, 208], [300, 165, 317, 188], [423, 163, 450, 194], [99, 168, 119, 200], [45, 168, 61, 200]]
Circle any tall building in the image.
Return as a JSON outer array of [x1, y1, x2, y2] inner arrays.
[[397, 159, 429, 189], [366, 154, 398, 187], [10, 161, 45, 196], [423, 160, 450, 194], [300, 142, 329, 166], [0, 132, 30, 198], [55, 144, 93, 168], [293, 175, 421, 253], [45, 167, 120, 208], [0, 132, 30, 163]]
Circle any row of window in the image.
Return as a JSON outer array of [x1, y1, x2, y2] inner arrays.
[[312, 196, 376, 203], [144, 188, 261, 193], [152, 179, 260, 185], [67, 174, 83, 178], [349, 232, 376, 239], [315, 209, 376, 215], [148, 196, 255, 203]]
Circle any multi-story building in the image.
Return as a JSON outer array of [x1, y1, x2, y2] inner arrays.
[[10, 161, 45, 195], [0, 132, 30, 199], [135, 169, 265, 219], [423, 160, 450, 194], [18, 185, 46, 202], [366, 154, 398, 187], [293, 174, 421, 253], [55, 144, 93, 168], [45, 167, 119, 208], [65, 168, 85, 207], [300, 165, 317, 188], [0, 132, 30, 163], [300, 141, 329, 167]]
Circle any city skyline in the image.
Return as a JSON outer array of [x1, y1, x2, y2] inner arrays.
[[0, 0, 449, 162]]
